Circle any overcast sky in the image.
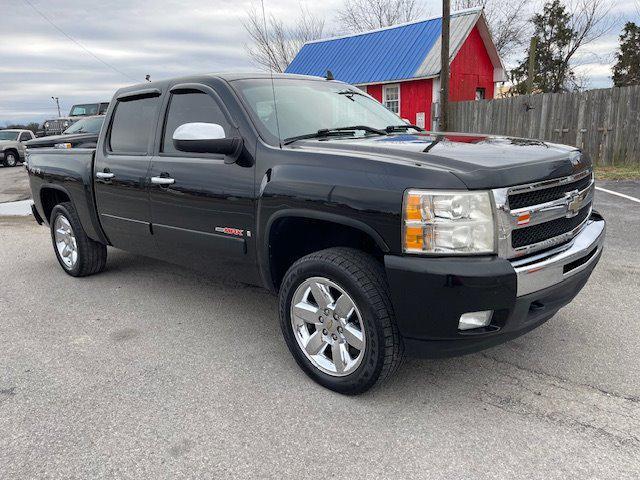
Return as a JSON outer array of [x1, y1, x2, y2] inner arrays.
[[1, 0, 637, 125]]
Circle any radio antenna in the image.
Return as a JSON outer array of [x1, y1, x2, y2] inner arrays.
[[260, 0, 282, 148]]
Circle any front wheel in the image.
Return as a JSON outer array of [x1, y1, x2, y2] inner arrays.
[[50, 202, 107, 277], [279, 247, 403, 395]]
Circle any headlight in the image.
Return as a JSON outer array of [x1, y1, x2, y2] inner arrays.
[[44, 122, 50, 128], [63, 121, 69, 127], [403, 190, 495, 254]]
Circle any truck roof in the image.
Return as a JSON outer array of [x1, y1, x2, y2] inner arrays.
[[113, 72, 330, 97]]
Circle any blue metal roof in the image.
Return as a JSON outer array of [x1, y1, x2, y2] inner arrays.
[[285, 10, 481, 85]]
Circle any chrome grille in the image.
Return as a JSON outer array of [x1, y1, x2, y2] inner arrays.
[[44, 119, 67, 134], [492, 169, 595, 259], [511, 205, 591, 248], [508, 175, 592, 210]]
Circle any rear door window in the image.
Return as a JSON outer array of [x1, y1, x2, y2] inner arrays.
[[108, 96, 160, 154]]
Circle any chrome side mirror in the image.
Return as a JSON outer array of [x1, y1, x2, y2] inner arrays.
[[173, 122, 243, 162]]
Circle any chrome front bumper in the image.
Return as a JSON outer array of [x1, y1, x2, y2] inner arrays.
[[511, 213, 605, 296]]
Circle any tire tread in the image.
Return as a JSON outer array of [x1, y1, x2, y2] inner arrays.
[[51, 202, 107, 277], [279, 247, 403, 393]]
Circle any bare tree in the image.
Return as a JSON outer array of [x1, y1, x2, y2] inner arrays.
[[336, 0, 426, 32], [567, 0, 615, 49], [452, 0, 530, 60], [559, 0, 616, 89], [509, 0, 615, 93], [244, 4, 325, 73]]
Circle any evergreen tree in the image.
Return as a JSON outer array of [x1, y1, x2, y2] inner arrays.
[[510, 0, 576, 94], [612, 22, 640, 87]]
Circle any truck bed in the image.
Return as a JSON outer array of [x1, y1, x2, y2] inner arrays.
[[27, 147, 106, 243]]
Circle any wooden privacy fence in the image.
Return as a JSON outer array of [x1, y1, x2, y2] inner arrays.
[[447, 85, 640, 166]]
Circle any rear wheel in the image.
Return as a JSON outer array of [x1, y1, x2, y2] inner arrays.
[[50, 202, 107, 277], [279, 247, 403, 394], [3, 151, 18, 167]]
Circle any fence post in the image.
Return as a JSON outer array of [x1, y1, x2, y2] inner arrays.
[[576, 91, 586, 153]]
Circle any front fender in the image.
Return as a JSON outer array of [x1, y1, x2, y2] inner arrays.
[[255, 162, 401, 291]]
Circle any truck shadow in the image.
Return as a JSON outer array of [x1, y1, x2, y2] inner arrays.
[[27, 238, 637, 452], [88, 247, 640, 449]]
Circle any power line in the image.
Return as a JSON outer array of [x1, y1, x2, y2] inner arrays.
[[22, 0, 139, 83]]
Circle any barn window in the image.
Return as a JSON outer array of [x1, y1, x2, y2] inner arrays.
[[383, 84, 400, 114], [475, 88, 486, 100]]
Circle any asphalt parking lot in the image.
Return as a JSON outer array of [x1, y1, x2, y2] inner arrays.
[[1, 165, 639, 479], [0, 164, 30, 203]]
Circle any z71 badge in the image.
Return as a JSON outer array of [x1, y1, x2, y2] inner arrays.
[[215, 226, 244, 237]]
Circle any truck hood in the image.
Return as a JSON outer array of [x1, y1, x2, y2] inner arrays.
[[287, 132, 590, 189]]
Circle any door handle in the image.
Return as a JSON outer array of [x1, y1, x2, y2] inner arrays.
[[151, 176, 175, 185], [96, 171, 114, 179]]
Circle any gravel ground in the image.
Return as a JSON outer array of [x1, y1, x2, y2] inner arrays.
[[0, 175, 639, 479]]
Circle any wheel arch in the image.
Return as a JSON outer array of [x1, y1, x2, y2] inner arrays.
[[39, 184, 73, 223], [261, 209, 390, 293]]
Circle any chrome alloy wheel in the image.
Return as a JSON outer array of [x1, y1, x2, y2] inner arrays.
[[290, 277, 366, 376], [54, 215, 78, 269]]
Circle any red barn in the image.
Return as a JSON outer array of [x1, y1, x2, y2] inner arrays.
[[285, 8, 506, 129]]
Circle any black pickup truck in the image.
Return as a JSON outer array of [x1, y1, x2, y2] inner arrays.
[[27, 73, 605, 394]]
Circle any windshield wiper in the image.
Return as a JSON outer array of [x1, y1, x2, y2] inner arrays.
[[385, 124, 424, 133], [423, 134, 445, 152], [337, 89, 368, 101], [283, 125, 388, 145]]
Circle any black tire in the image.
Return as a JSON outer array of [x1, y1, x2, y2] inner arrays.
[[3, 150, 18, 167], [50, 202, 107, 277], [279, 247, 403, 395]]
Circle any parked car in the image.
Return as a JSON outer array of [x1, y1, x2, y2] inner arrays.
[[26, 116, 104, 149], [26, 73, 605, 394], [41, 102, 109, 136], [0, 129, 35, 166]]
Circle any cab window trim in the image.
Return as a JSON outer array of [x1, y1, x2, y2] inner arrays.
[[157, 84, 236, 160], [105, 92, 161, 157]]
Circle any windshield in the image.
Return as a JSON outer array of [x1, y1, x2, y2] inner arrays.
[[69, 103, 99, 116], [63, 116, 104, 134], [233, 78, 404, 145], [0, 131, 19, 141]]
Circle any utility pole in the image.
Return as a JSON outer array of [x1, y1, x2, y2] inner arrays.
[[526, 36, 538, 94], [439, 0, 450, 131], [51, 96, 61, 117]]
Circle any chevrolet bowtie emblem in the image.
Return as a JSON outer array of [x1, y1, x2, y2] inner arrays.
[[566, 191, 582, 217]]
